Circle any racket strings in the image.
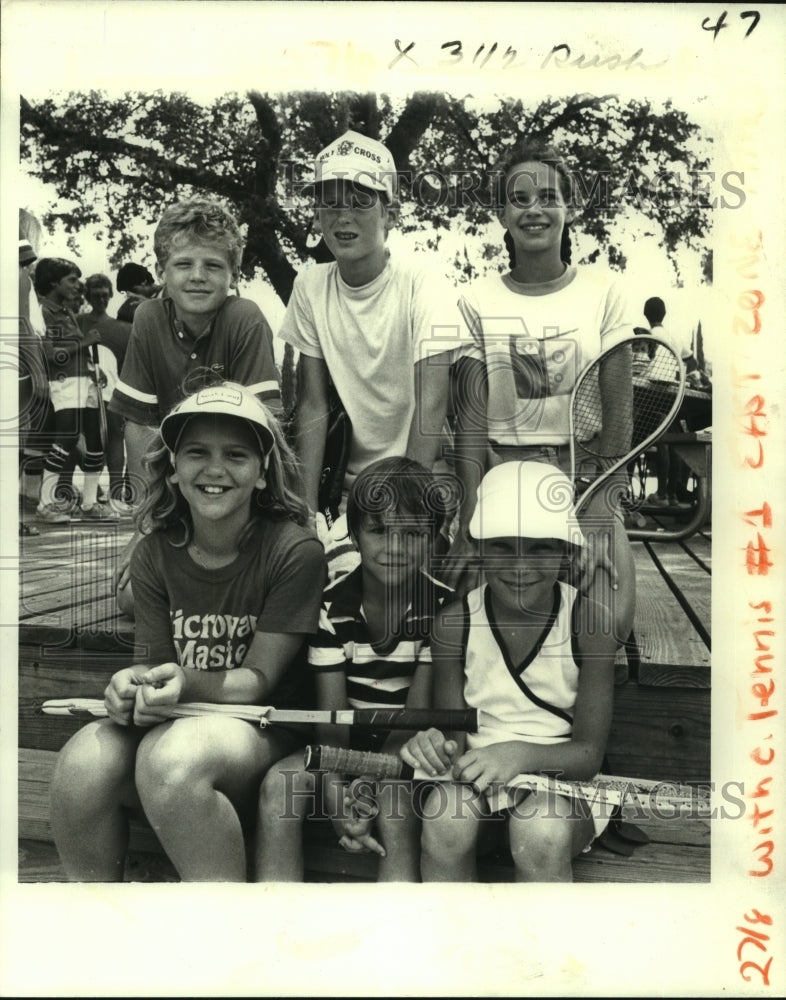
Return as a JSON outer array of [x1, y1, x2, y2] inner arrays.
[[573, 342, 683, 459]]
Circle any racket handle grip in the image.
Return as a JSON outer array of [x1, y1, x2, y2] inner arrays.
[[41, 699, 107, 718], [348, 708, 477, 731], [304, 745, 415, 780]]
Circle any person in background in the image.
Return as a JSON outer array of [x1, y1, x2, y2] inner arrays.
[[80, 273, 132, 369], [643, 296, 695, 509], [642, 296, 697, 370], [18, 210, 54, 526], [115, 262, 162, 323], [18, 236, 48, 535], [78, 274, 133, 509], [33, 257, 108, 523]]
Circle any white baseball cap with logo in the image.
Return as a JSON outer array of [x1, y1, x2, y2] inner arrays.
[[161, 383, 275, 456], [304, 130, 397, 202], [469, 461, 584, 546]]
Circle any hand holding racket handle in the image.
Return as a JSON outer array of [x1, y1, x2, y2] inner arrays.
[[41, 699, 479, 732], [304, 745, 711, 816]]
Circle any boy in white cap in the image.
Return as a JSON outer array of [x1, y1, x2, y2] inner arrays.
[[279, 130, 466, 546], [401, 461, 618, 882]]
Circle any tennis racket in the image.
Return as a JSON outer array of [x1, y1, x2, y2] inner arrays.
[[89, 342, 109, 453], [304, 744, 710, 817], [41, 698, 479, 731], [570, 334, 685, 514]]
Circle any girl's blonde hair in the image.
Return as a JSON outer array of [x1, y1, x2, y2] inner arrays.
[[136, 378, 309, 547]]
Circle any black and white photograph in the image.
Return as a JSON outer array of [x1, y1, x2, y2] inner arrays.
[[1, 1, 784, 995]]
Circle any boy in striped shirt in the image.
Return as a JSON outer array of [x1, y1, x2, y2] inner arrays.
[[256, 457, 452, 882]]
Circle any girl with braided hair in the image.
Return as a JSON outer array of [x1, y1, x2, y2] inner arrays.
[[445, 142, 637, 645]]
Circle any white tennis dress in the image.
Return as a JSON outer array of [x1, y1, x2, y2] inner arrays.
[[460, 581, 610, 836]]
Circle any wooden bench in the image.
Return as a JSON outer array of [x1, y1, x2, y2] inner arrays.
[[18, 518, 711, 883], [18, 746, 710, 884], [627, 430, 712, 543]]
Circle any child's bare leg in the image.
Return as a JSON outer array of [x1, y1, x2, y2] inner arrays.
[[610, 520, 636, 642], [50, 719, 143, 881], [136, 716, 291, 882], [420, 783, 483, 882], [375, 781, 420, 883], [508, 790, 595, 882], [254, 752, 315, 882]]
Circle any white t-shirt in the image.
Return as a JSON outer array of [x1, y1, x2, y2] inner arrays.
[[278, 256, 466, 481], [458, 266, 635, 446], [650, 320, 692, 361]]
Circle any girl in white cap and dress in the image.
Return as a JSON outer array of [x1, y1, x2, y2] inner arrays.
[[50, 381, 326, 881], [402, 461, 618, 882]]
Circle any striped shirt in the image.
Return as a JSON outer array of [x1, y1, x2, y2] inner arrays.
[[308, 566, 453, 709], [109, 293, 281, 425]]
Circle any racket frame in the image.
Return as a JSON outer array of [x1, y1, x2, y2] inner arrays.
[[41, 698, 479, 732], [89, 342, 110, 454], [304, 743, 710, 816], [569, 333, 686, 514]]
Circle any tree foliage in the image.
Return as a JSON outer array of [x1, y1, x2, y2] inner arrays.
[[21, 88, 713, 304]]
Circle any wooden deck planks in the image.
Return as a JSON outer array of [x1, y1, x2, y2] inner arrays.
[[19, 527, 134, 639], [606, 683, 709, 783], [20, 648, 135, 752], [20, 584, 116, 620], [18, 839, 181, 884], [21, 555, 117, 589], [630, 541, 710, 687], [645, 542, 711, 646], [683, 530, 711, 566]]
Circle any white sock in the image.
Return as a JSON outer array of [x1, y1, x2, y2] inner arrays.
[[81, 473, 100, 509], [40, 470, 59, 507], [22, 471, 42, 502]]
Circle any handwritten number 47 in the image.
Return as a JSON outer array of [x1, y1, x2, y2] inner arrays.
[[702, 10, 761, 39]]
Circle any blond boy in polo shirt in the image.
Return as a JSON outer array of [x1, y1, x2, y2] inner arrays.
[[110, 198, 281, 615]]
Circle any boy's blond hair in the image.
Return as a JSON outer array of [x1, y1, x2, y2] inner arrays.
[[153, 198, 244, 273]]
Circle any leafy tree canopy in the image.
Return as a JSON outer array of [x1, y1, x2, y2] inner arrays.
[[22, 89, 713, 305]]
